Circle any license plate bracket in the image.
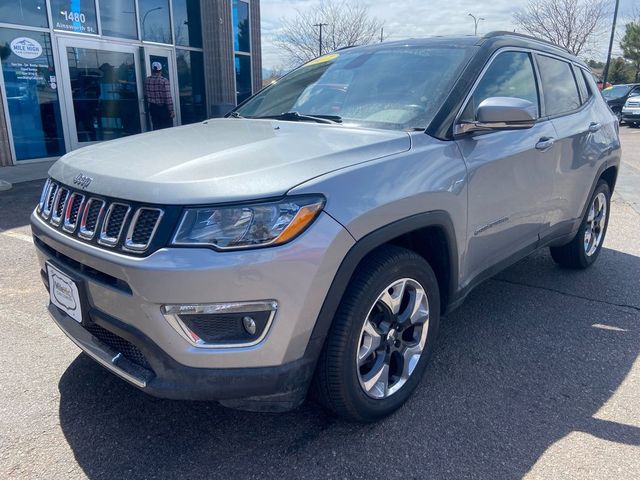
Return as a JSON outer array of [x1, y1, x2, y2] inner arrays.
[[46, 262, 87, 324]]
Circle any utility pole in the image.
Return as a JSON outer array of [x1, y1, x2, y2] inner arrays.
[[313, 23, 329, 57], [380, 27, 384, 43], [468, 13, 485, 36], [602, 0, 620, 87]]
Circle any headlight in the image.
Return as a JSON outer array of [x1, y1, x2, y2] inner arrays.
[[171, 195, 325, 250]]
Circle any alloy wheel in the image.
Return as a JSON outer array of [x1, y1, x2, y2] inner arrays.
[[584, 192, 607, 257], [356, 278, 430, 399]]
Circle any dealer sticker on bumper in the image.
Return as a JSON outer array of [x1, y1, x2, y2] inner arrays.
[[47, 263, 82, 323]]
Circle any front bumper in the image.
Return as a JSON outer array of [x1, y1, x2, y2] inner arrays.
[[32, 210, 354, 406]]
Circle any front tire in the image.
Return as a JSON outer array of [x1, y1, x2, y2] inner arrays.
[[313, 245, 440, 422], [550, 180, 611, 269]]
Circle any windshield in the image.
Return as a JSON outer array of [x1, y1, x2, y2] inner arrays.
[[236, 45, 472, 131], [602, 85, 632, 99]]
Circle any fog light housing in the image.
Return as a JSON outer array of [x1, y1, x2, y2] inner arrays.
[[161, 301, 277, 348]]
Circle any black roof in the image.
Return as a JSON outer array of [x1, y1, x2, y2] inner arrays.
[[352, 31, 583, 67]]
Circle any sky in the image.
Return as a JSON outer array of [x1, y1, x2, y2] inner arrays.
[[260, 0, 638, 71]]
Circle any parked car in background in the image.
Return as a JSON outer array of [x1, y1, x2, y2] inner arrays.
[[622, 94, 640, 127], [32, 32, 621, 422], [602, 84, 640, 123]]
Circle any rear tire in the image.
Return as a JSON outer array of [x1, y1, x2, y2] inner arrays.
[[313, 245, 440, 422], [550, 180, 611, 269]]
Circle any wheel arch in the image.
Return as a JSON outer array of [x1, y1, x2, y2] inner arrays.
[[305, 211, 459, 359]]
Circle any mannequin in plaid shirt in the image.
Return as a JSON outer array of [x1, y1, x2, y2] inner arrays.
[[144, 62, 175, 130]]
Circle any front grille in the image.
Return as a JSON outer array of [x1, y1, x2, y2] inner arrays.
[[37, 179, 165, 254], [99, 203, 130, 246], [85, 322, 153, 371]]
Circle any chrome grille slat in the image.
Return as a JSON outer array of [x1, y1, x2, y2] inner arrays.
[[38, 180, 163, 254], [98, 203, 131, 247], [79, 198, 106, 240], [63, 193, 85, 233], [124, 208, 164, 252], [42, 182, 58, 219], [50, 188, 69, 226]]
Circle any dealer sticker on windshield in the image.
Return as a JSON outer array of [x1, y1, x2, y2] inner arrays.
[[47, 263, 82, 323]]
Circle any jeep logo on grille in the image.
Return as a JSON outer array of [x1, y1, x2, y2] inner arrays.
[[73, 173, 93, 189]]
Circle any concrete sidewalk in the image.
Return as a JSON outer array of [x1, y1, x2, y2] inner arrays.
[[0, 160, 56, 191]]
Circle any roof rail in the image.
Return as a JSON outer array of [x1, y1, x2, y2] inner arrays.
[[482, 31, 571, 54]]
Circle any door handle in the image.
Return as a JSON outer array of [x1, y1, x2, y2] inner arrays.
[[535, 137, 555, 151], [588, 122, 601, 133]]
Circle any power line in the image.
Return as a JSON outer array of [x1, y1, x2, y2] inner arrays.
[[313, 23, 329, 56]]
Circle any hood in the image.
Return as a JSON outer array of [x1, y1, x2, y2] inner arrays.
[[49, 119, 411, 204]]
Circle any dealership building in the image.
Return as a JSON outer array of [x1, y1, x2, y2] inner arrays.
[[0, 0, 262, 167]]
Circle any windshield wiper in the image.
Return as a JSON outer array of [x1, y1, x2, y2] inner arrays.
[[228, 111, 244, 118], [257, 111, 342, 124]]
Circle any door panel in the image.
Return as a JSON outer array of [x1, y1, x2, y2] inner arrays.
[[535, 57, 610, 230], [456, 124, 557, 280], [455, 50, 557, 282]]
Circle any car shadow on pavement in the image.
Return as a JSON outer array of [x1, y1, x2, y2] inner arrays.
[[57, 247, 640, 479], [0, 180, 44, 231]]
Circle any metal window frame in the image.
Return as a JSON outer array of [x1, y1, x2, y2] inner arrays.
[[0, 0, 205, 165]]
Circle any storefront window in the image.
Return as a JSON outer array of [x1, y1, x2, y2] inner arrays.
[[172, 0, 202, 48], [50, 0, 98, 35], [176, 49, 206, 124], [66, 47, 141, 142], [233, 0, 250, 53], [0, 28, 65, 160], [0, 1, 48, 28], [100, 0, 138, 39], [235, 54, 252, 104], [139, 0, 172, 44]]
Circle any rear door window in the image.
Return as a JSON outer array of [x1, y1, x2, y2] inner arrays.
[[536, 55, 581, 116], [461, 51, 539, 122], [574, 67, 591, 104]]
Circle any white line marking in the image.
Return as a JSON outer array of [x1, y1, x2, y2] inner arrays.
[[0, 229, 33, 243]]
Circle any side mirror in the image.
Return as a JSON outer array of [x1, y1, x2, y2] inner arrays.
[[455, 97, 537, 135]]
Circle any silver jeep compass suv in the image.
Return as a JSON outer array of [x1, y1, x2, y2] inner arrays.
[[31, 32, 621, 422]]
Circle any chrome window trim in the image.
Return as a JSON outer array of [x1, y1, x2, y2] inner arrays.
[[79, 198, 106, 240], [98, 203, 131, 247], [50, 188, 69, 226], [161, 301, 278, 349], [42, 182, 59, 219], [62, 193, 86, 233], [123, 207, 165, 252]]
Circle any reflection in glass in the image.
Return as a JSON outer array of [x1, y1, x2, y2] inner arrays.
[[66, 47, 141, 142], [235, 54, 252, 104], [176, 50, 207, 124], [50, 0, 98, 34], [233, 0, 250, 53], [139, 0, 172, 44], [173, 0, 202, 48], [0, 1, 48, 28], [100, 0, 138, 39], [0, 28, 65, 160]]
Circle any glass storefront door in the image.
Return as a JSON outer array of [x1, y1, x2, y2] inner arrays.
[[143, 46, 179, 129], [56, 38, 145, 149], [0, 27, 66, 161]]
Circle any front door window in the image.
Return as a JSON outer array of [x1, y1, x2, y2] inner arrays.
[[66, 47, 141, 143]]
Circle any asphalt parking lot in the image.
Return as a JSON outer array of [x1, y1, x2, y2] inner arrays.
[[1, 127, 639, 479]]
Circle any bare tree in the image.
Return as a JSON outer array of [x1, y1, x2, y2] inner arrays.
[[513, 0, 610, 56], [274, 0, 383, 67]]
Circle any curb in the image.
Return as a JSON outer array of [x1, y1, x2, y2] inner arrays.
[[0, 180, 12, 192]]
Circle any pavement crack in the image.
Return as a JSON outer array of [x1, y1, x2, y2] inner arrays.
[[492, 278, 640, 313]]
